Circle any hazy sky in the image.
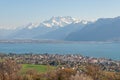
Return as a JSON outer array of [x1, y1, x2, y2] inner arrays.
[[0, 0, 120, 29]]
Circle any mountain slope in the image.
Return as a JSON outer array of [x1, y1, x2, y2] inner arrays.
[[65, 17, 120, 41], [10, 16, 82, 39], [7, 16, 83, 39], [36, 23, 86, 40], [0, 29, 17, 39], [11, 25, 57, 39]]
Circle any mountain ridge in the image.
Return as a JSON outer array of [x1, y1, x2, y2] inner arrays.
[[1, 16, 120, 41], [65, 16, 120, 41]]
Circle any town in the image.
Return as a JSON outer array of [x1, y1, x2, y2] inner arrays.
[[0, 53, 120, 72]]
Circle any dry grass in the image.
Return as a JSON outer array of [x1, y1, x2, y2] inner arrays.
[[70, 72, 93, 80]]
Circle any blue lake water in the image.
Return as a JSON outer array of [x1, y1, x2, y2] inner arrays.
[[0, 43, 120, 60]]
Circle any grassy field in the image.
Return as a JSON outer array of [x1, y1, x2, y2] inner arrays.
[[21, 64, 55, 73], [0, 58, 6, 62]]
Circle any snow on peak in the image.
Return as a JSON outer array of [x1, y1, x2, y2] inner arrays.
[[81, 20, 88, 24], [25, 23, 40, 29], [28, 23, 36, 29], [25, 16, 89, 29], [41, 16, 81, 27]]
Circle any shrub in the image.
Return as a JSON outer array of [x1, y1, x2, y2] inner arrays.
[[0, 59, 21, 80]]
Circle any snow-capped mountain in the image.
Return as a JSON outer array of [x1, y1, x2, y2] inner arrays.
[[40, 16, 80, 27], [25, 16, 88, 29], [66, 16, 120, 41], [0, 16, 90, 39], [1, 16, 120, 41]]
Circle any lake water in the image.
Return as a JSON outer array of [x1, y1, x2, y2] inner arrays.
[[0, 43, 120, 60]]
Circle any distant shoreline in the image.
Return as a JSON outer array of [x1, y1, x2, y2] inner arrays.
[[0, 52, 119, 61], [0, 39, 119, 44]]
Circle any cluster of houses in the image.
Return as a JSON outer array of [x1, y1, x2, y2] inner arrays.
[[0, 53, 120, 72]]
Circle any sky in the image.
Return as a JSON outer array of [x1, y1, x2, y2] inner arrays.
[[0, 0, 120, 29]]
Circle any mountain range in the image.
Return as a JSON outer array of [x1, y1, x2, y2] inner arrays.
[[66, 16, 120, 41], [0, 16, 120, 41]]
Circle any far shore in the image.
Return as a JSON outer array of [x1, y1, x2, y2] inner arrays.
[[0, 39, 119, 44]]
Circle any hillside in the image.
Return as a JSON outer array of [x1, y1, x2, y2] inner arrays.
[[66, 17, 120, 41]]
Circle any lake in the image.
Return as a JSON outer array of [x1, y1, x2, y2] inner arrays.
[[0, 42, 120, 60]]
